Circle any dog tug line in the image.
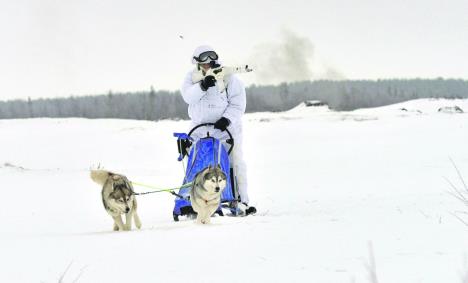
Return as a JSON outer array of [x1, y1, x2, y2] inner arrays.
[[130, 181, 193, 199]]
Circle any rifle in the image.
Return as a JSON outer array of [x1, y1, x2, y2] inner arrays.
[[191, 65, 253, 93]]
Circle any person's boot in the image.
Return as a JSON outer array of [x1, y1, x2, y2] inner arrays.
[[245, 205, 257, 215], [239, 202, 257, 216]]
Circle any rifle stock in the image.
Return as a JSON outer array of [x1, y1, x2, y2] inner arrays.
[[191, 65, 253, 93]]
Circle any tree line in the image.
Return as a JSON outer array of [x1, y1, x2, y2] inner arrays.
[[0, 78, 467, 120]]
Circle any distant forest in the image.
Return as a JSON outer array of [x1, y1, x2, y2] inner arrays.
[[1, 79, 467, 120]]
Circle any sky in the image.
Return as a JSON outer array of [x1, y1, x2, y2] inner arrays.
[[1, 0, 467, 100]]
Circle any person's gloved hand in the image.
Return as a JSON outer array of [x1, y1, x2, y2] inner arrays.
[[200, 75, 216, 91], [214, 117, 230, 131]]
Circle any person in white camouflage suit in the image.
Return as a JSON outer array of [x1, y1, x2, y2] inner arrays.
[[181, 45, 256, 215]]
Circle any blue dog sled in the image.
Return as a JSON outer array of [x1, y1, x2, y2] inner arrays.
[[172, 123, 239, 221]]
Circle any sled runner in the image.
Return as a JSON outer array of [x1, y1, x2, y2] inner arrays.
[[172, 123, 239, 221]]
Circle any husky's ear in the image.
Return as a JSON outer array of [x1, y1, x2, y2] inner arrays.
[[202, 166, 214, 180], [194, 167, 207, 180], [216, 164, 222, 170], [122, 187, 132, 195]]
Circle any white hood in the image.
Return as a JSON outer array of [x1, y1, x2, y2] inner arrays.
[[191, 45, 218, 64]]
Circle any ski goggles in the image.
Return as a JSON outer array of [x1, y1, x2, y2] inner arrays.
[[193, 51, 218, 63]]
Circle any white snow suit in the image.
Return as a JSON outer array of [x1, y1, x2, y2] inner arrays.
[[181, 70, 250, 204]]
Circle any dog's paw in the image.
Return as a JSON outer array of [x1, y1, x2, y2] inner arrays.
[[198, 217, 210, 224], [133, 214, 142, 229], [135, 221, 142, 229], [113, 224, 119, 231]]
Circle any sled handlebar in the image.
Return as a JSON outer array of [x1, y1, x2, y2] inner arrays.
[[188, 123, 234, 155]]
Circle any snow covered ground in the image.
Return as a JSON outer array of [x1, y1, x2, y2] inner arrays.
[[1, 98, 468, 282]]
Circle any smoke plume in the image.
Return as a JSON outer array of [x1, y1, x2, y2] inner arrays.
[[249, 29, 344, 84]]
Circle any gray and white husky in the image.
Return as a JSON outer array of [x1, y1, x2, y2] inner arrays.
[[190, 165, 227, 224], [90, 170, 142, 231]]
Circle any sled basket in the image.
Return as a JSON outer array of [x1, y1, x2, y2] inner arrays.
[[173, 136, 236, 219]]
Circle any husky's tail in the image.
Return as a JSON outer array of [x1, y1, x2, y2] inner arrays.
[[90, 169, 111, 186]]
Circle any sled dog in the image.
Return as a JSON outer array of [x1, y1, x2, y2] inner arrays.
[[190, 165, 227, 224], [90, 170, 142, 231]]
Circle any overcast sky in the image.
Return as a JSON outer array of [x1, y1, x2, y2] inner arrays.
[[1, 0, 467, 100]]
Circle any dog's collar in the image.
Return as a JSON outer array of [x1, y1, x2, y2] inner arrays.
[[194, 184, 219, 204], [202, 195, 219, 204]]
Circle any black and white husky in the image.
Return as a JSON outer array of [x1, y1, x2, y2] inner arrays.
[[90, 170, 142, 231], [190, 166, 227, 224]]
